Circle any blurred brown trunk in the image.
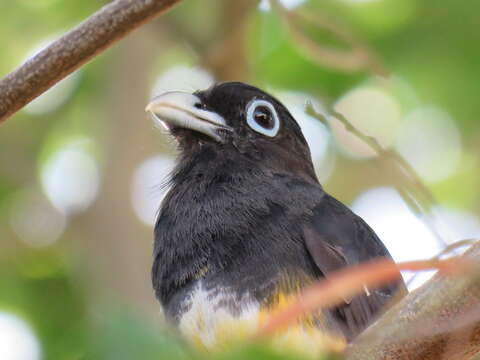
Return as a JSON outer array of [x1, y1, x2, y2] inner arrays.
[[77, 27, 161, 315], [202, 0, 258, 81]]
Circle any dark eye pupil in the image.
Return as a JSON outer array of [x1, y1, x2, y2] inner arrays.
[[254, 106, 274, 129]]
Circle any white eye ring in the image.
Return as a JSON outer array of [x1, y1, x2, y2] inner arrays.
[[246, 99, 280, 137]]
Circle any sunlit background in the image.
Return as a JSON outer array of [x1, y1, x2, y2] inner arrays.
[[1, 0, 480, 359]]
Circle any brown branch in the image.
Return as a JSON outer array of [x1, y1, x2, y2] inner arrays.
[[160, 0, 257, 81], [200, 0, 257, 81], [346, 241, 480, 360], [0, 0, 181, 123]]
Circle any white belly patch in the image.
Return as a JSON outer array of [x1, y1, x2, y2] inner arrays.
[[169, 281, 347, 356], [177, 281, 260, 348]]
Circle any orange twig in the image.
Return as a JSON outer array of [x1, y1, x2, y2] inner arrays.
[[256, 257, 467, 338]]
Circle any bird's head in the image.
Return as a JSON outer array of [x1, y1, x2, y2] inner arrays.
[[146, 82, 317, 181]]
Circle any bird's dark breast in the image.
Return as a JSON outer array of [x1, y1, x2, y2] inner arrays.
[[152, 145, 324, 323]]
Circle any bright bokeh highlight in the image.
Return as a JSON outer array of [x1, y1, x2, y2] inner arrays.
[[151, 66, 214, 98], [131, 155, 176, 226], [259, 0, 307, 11], [333, 85, 402, 158], [396, 106, 461, 183], [0, 313, 41, 360], [40, 138, 100, 215], [9, 189, 66, 247]]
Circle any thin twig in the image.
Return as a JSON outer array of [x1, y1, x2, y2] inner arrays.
[[270, 0, 385, 75], [331, 110, 437, 211], [406, 238, 477, 287], [434, 239, 478, 258], [0, 0, 181, 123], [306, 103, 447, 247]]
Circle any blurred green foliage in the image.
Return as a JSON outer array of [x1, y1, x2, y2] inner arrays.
[[1, 0, 480, 359]]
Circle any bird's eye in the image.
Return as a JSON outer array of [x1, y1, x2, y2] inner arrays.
[[194, 102, 205, 109], [246, 99, 280, 137]]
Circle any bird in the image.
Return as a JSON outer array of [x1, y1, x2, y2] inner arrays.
[[146, 82, 406, 352]]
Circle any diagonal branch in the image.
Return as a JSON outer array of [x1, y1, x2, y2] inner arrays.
[[306, 103, 447, 248], [0, 0, 181, 123]]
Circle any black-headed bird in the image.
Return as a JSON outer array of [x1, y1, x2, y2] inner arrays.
[[146, 82, 406, 353]]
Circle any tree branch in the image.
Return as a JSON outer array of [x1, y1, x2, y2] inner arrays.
[[0, 0, 181, 123], [346, 241, 480, 360]]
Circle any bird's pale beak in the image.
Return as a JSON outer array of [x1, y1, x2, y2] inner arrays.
[[146, 91, 230, 142]]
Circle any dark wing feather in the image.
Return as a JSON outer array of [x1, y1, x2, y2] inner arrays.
[[303, 194, 407, 340]]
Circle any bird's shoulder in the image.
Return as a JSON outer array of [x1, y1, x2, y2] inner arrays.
[[301, 193, 406, 339], [307, 194, 385, 256]]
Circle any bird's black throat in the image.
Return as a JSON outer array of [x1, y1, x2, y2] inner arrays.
[[169, 127, 220, 147]]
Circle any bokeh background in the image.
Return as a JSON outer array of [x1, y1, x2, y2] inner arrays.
[[1, 0, 480, 359]]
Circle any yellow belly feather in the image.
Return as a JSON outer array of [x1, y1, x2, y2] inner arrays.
[[179, 289, 346, 357]]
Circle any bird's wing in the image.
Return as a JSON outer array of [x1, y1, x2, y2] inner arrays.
[[303, 194, 406, 339]]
